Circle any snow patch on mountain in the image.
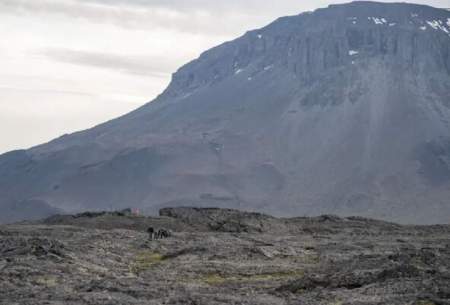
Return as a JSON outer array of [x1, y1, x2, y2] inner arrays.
[[427, 20, 449, 34], [369, 17, 388, 25]]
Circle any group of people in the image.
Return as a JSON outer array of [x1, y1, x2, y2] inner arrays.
[[147, 227, 171, 240]]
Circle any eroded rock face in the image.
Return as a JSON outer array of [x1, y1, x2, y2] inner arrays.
[[1, 2, 450, 224], [159, 207, 279, 233], [1, 208, 450, 305]]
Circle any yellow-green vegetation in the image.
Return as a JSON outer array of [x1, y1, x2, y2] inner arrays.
[[288, 253, 320, 266], [414, 301, 436, 305], [129, 251, 165, 274], [410, 256, 428, 270], [35, 276, 58, 287], [201, 270, 304, 285], [301, 253, 320, 264]]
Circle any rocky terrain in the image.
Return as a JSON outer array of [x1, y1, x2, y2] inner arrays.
[[1, 207, 450, 305], [1, 1, 450, 224]]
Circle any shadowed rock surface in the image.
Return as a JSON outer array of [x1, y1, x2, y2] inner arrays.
[[1, 2, 450, 224], [1, 207, 450, 305]]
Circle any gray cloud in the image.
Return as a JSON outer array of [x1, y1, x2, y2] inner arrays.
[[74, 0, 450, 14], [76, 0, 303, 12], [75, 0, 450, 13], [0, 86, 94, 97], [0, 0, 269, 35], [2, 0, 448, 36], [39, 48, 179, 78]]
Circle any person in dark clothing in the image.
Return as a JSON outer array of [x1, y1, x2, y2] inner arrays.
[[147, 227, 171, 240], [147, 227, 155, 240], [156, 229, 171, 239]]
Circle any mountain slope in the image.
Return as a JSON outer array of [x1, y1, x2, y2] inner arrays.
[[1, 1, 450, 224]]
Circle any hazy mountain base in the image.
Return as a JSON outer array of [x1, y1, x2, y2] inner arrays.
[[1, 207, 450, 305]]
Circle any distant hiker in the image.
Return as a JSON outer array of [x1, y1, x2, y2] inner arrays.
[[147, 227, 171, 240], [147, 227, 155, 240], [156, 228, 171, 239]]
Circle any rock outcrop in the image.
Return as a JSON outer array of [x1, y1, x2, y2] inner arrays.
[[1, 207, 450, 304]]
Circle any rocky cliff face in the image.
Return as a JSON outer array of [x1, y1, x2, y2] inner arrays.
[[1, 2, 450, 224]]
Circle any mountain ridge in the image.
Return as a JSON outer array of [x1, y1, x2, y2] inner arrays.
[[1, 1, 450, 224]]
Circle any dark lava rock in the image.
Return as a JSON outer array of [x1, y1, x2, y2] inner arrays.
[[1, 207, 450, 305], [159, 207, 280, 233]]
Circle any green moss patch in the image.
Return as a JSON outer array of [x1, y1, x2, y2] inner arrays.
[[129, 251, 165, 274], [201, 270, 304, 285]]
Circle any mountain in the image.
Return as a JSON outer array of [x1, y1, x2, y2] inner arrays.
[[1, 1, 450, 224]]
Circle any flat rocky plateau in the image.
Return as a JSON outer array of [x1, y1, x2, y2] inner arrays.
[[1, 207, 450, 305]]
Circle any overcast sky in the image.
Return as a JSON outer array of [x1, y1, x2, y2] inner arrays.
[[0, 0, 448, 153]]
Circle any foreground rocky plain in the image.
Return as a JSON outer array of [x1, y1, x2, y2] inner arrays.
[[1, 207, 450, 305]]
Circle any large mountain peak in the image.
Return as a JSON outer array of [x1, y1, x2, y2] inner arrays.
[[1, 2, 450, 224], [162, 1, 449, 100]]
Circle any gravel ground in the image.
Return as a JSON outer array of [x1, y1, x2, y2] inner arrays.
[[1, 208, 450, 305]]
